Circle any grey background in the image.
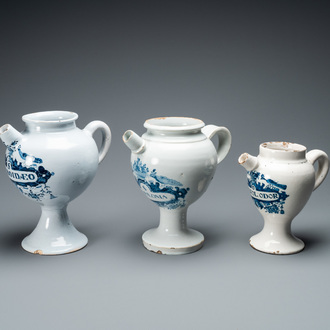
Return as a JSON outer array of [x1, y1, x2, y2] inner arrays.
[[1, 1, 330, 329]]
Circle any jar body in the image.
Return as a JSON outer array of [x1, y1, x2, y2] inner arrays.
[[248, 157, 315, 221], [131, 132, 218, 210], [5, 124, 98, 207]]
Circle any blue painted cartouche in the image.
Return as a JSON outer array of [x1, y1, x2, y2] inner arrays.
[[5, 141, 56, 201], [247, 170, 289, 214], [132, 158, 189, 209]]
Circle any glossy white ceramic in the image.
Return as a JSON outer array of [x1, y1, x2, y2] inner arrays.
[[0, 111, 111, 255], [239, 142, 329, 254], [123, 117, 231, 255]]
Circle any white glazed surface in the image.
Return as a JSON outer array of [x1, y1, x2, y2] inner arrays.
[[239, 142, 329, 254], [0, 111, 111, 255], [124, 117, 231, 255], [20, 125, 99, 205]]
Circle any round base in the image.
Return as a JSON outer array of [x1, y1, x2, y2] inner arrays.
[[249, 232, 305, 255], [22, 232, 88, 256], [142, 228, 204, 255]]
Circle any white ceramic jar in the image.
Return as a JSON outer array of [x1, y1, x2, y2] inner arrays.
[[123, 117, 231, 255], [0, 111, 111, 255], [239, 142, 329, 254]]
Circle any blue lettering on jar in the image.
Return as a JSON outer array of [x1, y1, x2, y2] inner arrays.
[[132, 158, 189, 210], [247, 171, 289, 214], [5, 141, 57, 201]]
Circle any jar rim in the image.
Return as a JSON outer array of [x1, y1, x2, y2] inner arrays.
[[22, 111, 78, 124], [144, 117, 204, 131]]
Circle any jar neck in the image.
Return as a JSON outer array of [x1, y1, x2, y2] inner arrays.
[[143, 128, 206, 143], [22, 111, 78, 133], [24, 121, 76, 133], [259, 142, 307, 161], [143, 117, 206, 142]]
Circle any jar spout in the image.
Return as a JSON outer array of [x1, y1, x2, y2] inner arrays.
[[0, 124, 23, 147], [122, 130, 146, 154], [238, 153, 259, 171]]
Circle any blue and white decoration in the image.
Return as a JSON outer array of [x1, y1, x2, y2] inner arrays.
[[132, 158, 190, 209], [247, 170, 289, 214], [5, 141, 56, 201]]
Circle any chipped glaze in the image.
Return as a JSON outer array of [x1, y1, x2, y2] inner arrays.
[[239, 141, 329, 254], [0, 111, 111, 255], [123, 117, 231, 255]]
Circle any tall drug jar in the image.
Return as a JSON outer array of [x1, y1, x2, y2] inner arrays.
[[239, 142, 329, 254], [0, 111, 111, 255], [123, 117, 231, 255]]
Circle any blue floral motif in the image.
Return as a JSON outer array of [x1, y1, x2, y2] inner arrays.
[[247, 171, 289, 214], [132, 158, 189, 209], [5, 141, 56, 201]]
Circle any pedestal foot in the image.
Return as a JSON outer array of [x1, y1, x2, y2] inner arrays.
[[22, 206, 88, 255], [249, 232, 305, 255], [142, 228, 204, 255]]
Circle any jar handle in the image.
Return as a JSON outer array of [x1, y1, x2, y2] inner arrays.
[[83, 121, 111, 164], [306, 149, 329, 191], [202, 125, 231, 164]]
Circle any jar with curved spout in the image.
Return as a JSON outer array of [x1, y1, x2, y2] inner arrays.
[[239, 141, 329, 254], [123, 117, 231, 255], [0, 111, 111, 255]]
